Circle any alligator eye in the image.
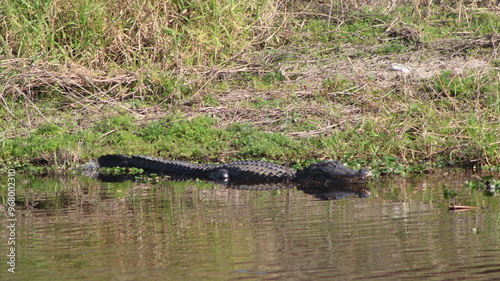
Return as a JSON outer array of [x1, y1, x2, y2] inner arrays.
[[326, 162, 336, 167]]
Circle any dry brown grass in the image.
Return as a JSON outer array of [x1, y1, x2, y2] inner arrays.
[[0, 59, 139, 118]]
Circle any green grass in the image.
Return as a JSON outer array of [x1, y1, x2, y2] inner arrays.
[[1, 0, 499, 175]]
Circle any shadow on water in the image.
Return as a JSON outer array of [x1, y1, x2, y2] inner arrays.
[[1, 170, 499, 280]]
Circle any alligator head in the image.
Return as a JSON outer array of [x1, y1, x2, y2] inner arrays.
[[294, 161, 370, 185]]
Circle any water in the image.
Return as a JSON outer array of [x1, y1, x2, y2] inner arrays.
[[1, 172, 500, 280]]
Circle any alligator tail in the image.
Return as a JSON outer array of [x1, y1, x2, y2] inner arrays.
[[97, 154, 133, 168], [97, 154, 211, 177]]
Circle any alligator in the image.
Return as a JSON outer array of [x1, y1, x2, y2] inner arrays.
[[81, 154, 370, 187]]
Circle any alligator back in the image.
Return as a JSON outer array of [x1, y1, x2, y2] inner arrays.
[[219, 161, 295, 184], [97, 155, 296, 184]]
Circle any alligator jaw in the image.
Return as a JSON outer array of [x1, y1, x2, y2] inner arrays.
[[295, 161, 371, 185]]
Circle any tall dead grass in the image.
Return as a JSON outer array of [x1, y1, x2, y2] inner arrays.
[[2, 0, 497, 69], [1, 0, 284, 70]]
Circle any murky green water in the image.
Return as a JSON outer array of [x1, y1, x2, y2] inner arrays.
[[1, 172, 500, 280]]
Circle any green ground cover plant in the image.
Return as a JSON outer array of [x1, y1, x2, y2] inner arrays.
[[0, 0, 499, 175]]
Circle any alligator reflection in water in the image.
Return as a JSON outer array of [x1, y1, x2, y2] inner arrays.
[[223, 182, 370, 200], [81, 154, 371, 200]]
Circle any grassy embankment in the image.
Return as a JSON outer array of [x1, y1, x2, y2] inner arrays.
[[0, 0, 499, 175]]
